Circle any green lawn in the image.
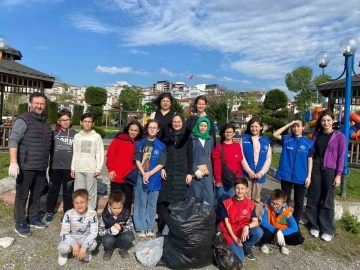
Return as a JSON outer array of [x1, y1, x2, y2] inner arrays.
[[270, 153, 360, 200], [0, 152, 9, 179]]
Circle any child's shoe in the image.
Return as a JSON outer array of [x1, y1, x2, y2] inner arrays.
[[309, 229, 319, 238], [146, 230, 154, 237], [321, 233, 333, 242], [119, 249, 130, 259], [280, 245, 289, 255], [138, 230, 146, 238], [58, 254, 68, 266], [243, 245, 255, 260], [260, 244, 270, 254], [103, 251, 113, 261], [45, 213, 54, 225], [29, 216, 47, 229], [83, 254, 92, 263]]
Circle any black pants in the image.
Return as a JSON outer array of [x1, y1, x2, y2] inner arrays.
[[14, 170, 47, 223], [46, 169, 74, 214], [102, 231, 135, 251], [157, 201, 170, 233], [306, 159, 336, 235], [110, 182, 134, 212], [262, 227, 304, 245], [280, 180, 306, 224]]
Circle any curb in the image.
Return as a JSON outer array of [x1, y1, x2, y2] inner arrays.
[[0, 177, 15, 194]]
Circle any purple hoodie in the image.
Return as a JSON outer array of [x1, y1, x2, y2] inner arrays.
[[312, 131, 346, 176]]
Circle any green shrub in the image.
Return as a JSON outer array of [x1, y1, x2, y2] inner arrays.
[[45, 101, 58, 124], [72, 104, 84, 125], [18, 103, 28, 115], [93, 126, 106, 138], [340, 213, 360, 235]]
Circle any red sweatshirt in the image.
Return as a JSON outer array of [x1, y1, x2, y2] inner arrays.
[[212, 142, 243, 185], [106, 133, 137, 184]]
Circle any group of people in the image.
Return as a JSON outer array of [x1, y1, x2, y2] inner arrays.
[[8, 91, 346, 266]]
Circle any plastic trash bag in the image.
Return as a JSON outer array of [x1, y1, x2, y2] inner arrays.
[[162, 197, 216, 269], [213, 233, 243, 270], [135, 237, 164, 267]]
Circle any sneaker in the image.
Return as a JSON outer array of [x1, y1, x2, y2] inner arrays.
[[58, 254, 68, 266], [309, 229, 319, 238], [162, 225, 169, 236], [83, 254, 92, 263], [14, 221, 32, 237], [45, 213, 54, 225], [103, 251, 113, 261], [260, 244, 270, 254], [243, 245, 255, 260], [119, 249, 130, 259], [138, 230, 146, 238], [146, 230, 154, 237], [280, 245, 290, 255], [321, 233, 333, 242], [29, 216, 47, 229]]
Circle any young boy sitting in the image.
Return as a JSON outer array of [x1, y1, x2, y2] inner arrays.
[[260, 189, 304, 255], [57, 189, 98, 266], [220, 178, 264, 262], [99, 190, 135, 261]]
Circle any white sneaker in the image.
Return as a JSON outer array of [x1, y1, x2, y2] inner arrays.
[[58, 254, 68, 266], [83, 254, 92, 263], [260, 244, 270, 254], [309, 229, 319, 238], [321, 233, 333, 242], [138, 230, 146, 238], [146, 230, 154, 237], [281, 245, 290, 255]]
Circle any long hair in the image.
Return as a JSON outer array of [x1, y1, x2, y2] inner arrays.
[[152, 92, 173, 110], [219, 123, 236, 142], [314, 109, 334, 132], [122, 121, 143, 140], [192, 95, 208, 113], [244, 116, 263, 135]]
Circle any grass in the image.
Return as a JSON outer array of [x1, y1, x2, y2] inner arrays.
[[0, 152, 9, 179], [270, 153, 360, 200], [338, 213, 360, 235]]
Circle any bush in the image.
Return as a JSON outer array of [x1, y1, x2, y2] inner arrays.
[[93, 126, 106, 138], [18, 103, 28, 115], [45, 101, 58, 124], [72, 104, 84, 125], [84, 86, 107, 106], [339, 213, 360, 235]]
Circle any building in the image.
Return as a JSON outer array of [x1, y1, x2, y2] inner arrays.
[[153, 80, 172, 92], [229, 110, 253, 132]]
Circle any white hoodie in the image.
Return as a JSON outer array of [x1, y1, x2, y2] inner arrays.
[[71, 130, 104, 173]]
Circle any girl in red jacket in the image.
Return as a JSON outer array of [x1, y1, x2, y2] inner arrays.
[[212, 123, 243, 219], [106, 121, 143, 212]]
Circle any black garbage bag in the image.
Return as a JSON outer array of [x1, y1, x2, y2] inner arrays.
[[162, 197, 216, 269], [213, 233, 243, 270]]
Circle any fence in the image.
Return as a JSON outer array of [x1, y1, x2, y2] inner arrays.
[[0, 126, 12, 149]]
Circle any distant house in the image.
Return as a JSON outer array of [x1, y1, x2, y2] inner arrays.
[[229, 110, 253, 132]]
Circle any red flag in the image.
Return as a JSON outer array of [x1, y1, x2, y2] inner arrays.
[[189, 74, 194, 80]]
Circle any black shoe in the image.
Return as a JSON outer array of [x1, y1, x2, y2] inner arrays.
[[119, 249, 130, 259], [103, 251, 113, 261], [243, 245, 255, 260]]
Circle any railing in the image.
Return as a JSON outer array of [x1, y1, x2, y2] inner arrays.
[[349, 140, 360, 166], [0, 126, 12, 148]]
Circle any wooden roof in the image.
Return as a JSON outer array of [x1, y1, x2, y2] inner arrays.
[[3, 46, 22, 60], [318, 74, 360, 97]]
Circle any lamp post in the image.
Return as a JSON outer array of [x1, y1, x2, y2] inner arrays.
[[226, 89, 230, 123], [315, 37, 360, 197], [0, 35, 10, 122], [119, 103, 123, 131]]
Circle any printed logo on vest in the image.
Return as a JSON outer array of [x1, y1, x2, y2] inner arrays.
[[154, 150, 160, 155], [300, 145, 306, 150], [242, 209, 248, 215], [264, 145, 269, 150], [279, 215, 287, 224]]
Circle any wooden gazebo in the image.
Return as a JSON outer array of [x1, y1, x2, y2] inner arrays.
[[0, 45, 55, 147]]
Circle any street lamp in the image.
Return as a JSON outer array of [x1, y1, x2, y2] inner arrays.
[[119, 103, 123, 131], [315, 37, 360, 197]]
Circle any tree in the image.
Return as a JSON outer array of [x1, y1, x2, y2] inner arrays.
[[118, 85, 143, 111], [85, 86, 107, 106], [171, 98, 185, 117], [206, 101, 229, 127], [3, 93, 27, 116], [44, 101, 58, 124], [18, 103, 29, 115], [263, 89, 288, 112], [239, 92, 261, 115], [72, 104, 84, 125]]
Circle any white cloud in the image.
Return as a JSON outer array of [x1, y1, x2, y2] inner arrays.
[[69, 14, 117, 34], [1, 0, 63, 6], [95, 65, 148, 76], [196, 74, 216, 79], [90, 0, 360, 81], [159, 68, 176, 77], [128, 49, 149, 55]]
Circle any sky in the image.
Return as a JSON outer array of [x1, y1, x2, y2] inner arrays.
[[1, 0, 360, 100]]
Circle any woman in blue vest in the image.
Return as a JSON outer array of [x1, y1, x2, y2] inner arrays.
[[133, 119, 167, 238], [187, 117, 215, 207], [241, 117, 271, 210], [273, 119, 314, 224]]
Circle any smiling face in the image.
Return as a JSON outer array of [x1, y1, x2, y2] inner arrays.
[[73, 196, 88, 215], [29, 97, 46, 115], [321, 115, 334, 133], [199, 121, 208, 134], [128, 124, 140, 140], [250, 121, 262, 136], [291, 121, 305, 136], [235, 183, 248, 200], [147, 122, 159, 138], [224, 127, 235, 141], [172, 115, 183, 131], [195, 99, 206, 114], [160, 97, 171, 111]]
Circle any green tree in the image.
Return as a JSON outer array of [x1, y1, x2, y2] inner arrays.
[[118, 85, 143, 111], [72, 104, 84, 125], [171, 98, 185, 117], [85, 86, 107, 106], [44, 101, 58, 124], [263, 89, 288, 112], [206, 101, 229, 127], [3, 93, 26, 116], [18, 103, 29, 115], [239, 92, 261, 115]]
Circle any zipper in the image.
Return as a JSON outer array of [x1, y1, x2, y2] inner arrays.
[[290, 138, 299, 182]]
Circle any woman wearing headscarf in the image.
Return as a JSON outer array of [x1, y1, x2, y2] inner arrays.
[[187, 117, 215, 207], [157, 114, 193, 235]]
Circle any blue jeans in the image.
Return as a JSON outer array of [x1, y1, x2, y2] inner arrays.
[[229, 226, 263, 261], [133, 175, 159, 231], [216, 185, 235, 219]]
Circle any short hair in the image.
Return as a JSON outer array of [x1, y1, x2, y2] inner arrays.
[[152, 92, 173, 109], [270, 189, 287, 202], [219, 123, 236, 142], [234, 177, 249, 188], [244, 116, 263, 135], [144, 119, 160, 136], [29, 92, 47, 103], [58, 108, 72, 119], [81, 112, 95, 122], [72, 189, 89, 201], [108, 190, 126, 205]]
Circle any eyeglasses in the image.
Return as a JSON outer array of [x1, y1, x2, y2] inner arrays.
[[59, 119, 71, 122], [32, 102, 45, 107], [270, 202, 283, 208]]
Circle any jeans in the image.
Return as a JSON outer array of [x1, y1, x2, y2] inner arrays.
[[133, 175, 159, 231], [229, 226, 263, 261], [14, 170, 47, 223], [58, 235, 97, 256], [110, 182, 134, 212], [280, 180, 306, 224], [306, 159, 336, 235], [46, 169, 74, 214], [215, 185, 235, 220], [261, 227, 304, 245], [74, 172, 98, 210], [102, 231, 135, 251]]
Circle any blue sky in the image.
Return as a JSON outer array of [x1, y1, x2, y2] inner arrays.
[[1, 0, 360, 99]]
